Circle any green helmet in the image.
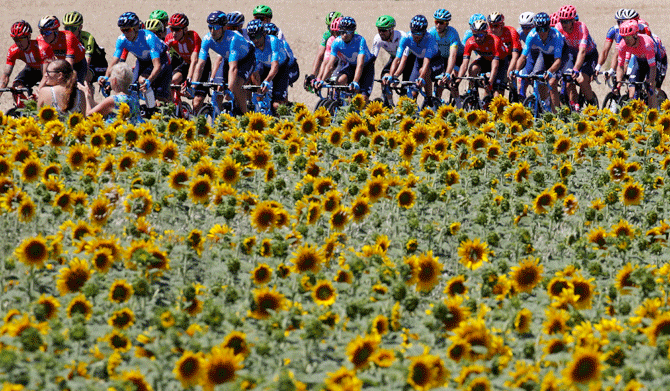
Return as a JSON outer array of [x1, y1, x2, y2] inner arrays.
[[63, 11, 83, 27], [375, 15, 396, 29], [149, 9, 168, 23], [145, 18, 164, 33], [326, 11, 342, 26], [253, 5, 273, 17]]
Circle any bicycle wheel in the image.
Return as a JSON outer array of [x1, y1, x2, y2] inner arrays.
[[314, 98, 329, 111], [461, 96, 479, 111], [601, 92, 620, 113], [481, 94, 492, 111], [197, 104, 215, 125], [180, 102, 193, 119], [5, 108, 22, 118], [617, 94, 630, 108], [657, 90, 668, 106], [325, 99, 341, 116], [522, 96, 542, 118]]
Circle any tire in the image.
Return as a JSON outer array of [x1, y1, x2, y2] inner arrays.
[[657, 90, 668, 106], [579, 92, 598, 109], [618, 94, 630, 108], [180, 102, 193, 119], [601, 92, 620, 113], [197, 105, 214, 125], [523, 95, 542, 118], [481, 95, 492, 111], [5, 108, 21, 118], [314, 98, 329, 111], [325, 99, 341, 116], [461, 95, 479, 111]]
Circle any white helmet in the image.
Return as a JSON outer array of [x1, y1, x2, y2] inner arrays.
[[519, 11, 535, 27]]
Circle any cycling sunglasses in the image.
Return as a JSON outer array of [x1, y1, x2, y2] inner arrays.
[[411, 31, 425, 36], [473, 32, 487, 38], [536, 26, 549, 33], [434, 20, 448, 25], [40, 29, 56, 36], [64, 25, 78, 32], [208, 24, 223, 31], [377, 28, 391, 34], [120, 27, 134, 33]]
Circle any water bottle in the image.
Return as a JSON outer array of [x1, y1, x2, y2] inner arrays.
[[145, 85, 156, 109]]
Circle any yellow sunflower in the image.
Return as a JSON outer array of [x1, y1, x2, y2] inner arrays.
[[312, 280, 337, 306], [509, 257, 543, 293], [457, 238, 489, 270], [346, 334, 380, 370], [15, 235, 49, 268], [173, 351, 205, 388], [56, 258, 92, 295], [250, 286, 287, 320], [621, 181, 644, 206]]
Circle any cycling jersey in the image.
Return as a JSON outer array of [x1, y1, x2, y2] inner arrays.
[[254, 35, 288, 66], [330, 34, 373, 65], [556, 21, 597, 53], [199, 30, 253, 63], [396, 32, 439, 59], [428, 26, 464, 58], [78, 31, 104, 57], [462, 30, 473, 46], [652, 33, 667, 58], [165, 30, 201, 63], [324, 35, 336, 60], [491, 26, 521, 58], [463, 34, 504, 62], [617, 34, 656, 67], [522, 27, 564, 57], [113, 29, 167, 61], [281, 39, 295, 62], [321, 30, 331, 47], [38, 31, 86, 62], [6, 39, 54, 69], [518, 27, 531, 44], [371, 30, 403, 57]]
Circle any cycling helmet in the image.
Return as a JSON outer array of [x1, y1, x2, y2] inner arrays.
[[145, 19, 164, 33], [471, 19, 488, 33], [253, 5, 273, 18], [207, 11, 227, 26], [533, 12, 550, 28], [168, 13, 189, 28], [550, 12, 559, 27], [619, 19, 639, 37], [10, 20, 32, 38], [118, 12, 140, 28], [339, 16, 356, 32], [149, 10, 168, 23], [488, 12, 504, 25], [469, 13, 486, 27], [226, 11, 244, 28], [614, 9, 628, 21], [519, 12, 534, 27], [38, 15, 60, 31], [63, 11, 83, 27], [246, 19, 265, 36], [376, 15, 396, 29], [623, 9, 639, 20], [264, 22, 279, 36], [433, 9, 452, 22], [558, 5, 577, 21], [410, 15, 428, 33], [326, 11, 342, 26], [330, 17, 343, 32]]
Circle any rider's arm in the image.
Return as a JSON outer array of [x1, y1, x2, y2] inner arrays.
[[418, 56, 430, 81], [311, 45, 326, 76], [227, 60, 238, 88], [0, 64, 12, 97], [186, 51, 199, 82], [144, 57, 162, 84], [446, 45, 458, 75], [353, 53, 365, 85], [105, 57, 120, 78], [265, 60, 280, 84], [317, 54, 336, 81], [548, 57, 562, 74], [515, 54, 527, 72], [387, 56, 401, 80], [192, 58, 206, 82], [489, 58, 499, 86], [597, 40, 613, 68], [457, 56, 469, 78]]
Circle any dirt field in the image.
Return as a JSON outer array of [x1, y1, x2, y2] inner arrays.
[[1, 0, 668, 112]]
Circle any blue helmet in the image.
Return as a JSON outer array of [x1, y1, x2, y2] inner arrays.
[[207, 11, 227, 26], [227, 11, 245, 28], [469, 13, 486, 27], [246, 19, 264, 36], [533, 12, 550, 28], [264, 22, 279, 36], [118, 12, 140, 28], [339, 16, 356, 32], [433, 9, 452, 22], [410, 15, 428, 33]]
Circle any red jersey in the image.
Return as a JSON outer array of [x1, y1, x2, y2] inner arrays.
[[490, 25, 521, 58], [6, 39, 54, 69], [165, 30, 201, 63], [464, 34, 504, 62], [38, 31, 86, 63]]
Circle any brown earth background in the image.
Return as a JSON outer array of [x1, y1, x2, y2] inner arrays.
[[1, 0, 668, 112]]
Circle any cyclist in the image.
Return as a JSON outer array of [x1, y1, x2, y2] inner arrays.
[[165, 13, 209, 113], [314, 17, 342, 88], [227, 11, 248, 40], [385, 15, 443, 108], [149, 10, 170, 35], [596, 9, 636, 80], [1, 20, 54, 99], [193, 11, 256, 114], [515, 12, 564, 111], [62, 11, 107, 85], [462, 13, 486, 45], [265, 22, 299, 86], [555, 4, 598, 110], [518, 12, 535, 44], [487, 12, 522, 85], [306, 11, 341, 90], [247, 19, 290, 111], [429, 9, 463, 101], [103, 12, 173, 103], [37, 16, 88, 85], [371, 15, 411, 105], [615, 20, 657, 107], [550, 12, 559, 28], [457, 19, 505, 97], [252, 5, 284, 40], [315, 16, 376, 101]]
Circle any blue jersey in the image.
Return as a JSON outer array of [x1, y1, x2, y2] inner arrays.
[[254, 35, 287, 66], [281, 39, 295, 62], [518, 27, 531, 44], [428, 26, 464, 58], [330, 34, 372, 65], [113, 29, 166, 61], [462, 30, 473, 46], [199, 30, 253, 63], [522, 27, 564, 58], [396, 32, 439, 59]]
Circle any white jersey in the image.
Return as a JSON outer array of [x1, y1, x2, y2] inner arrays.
[[371, 30, 404, 57]]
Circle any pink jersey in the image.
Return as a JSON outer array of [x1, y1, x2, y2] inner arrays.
[[617, 34, 656, 67], [556, 20, 596, 53], [324, 35, 336, 60]]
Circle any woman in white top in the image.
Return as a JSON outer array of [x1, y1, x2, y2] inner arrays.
[[37, 59, 84, 114]]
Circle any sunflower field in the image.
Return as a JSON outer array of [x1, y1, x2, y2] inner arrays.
[[2, 96, 670, 390]]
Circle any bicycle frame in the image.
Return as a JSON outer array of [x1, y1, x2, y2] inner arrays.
[[516, 73, 552, 117], [243, 85, 273, 115]]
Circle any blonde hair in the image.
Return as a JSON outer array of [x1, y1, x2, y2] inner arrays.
[[110, 62, 133, 92]]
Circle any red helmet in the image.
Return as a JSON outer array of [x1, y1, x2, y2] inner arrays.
[[619, 19, 639, 37], [10, 20, 32, 38], [550, 12, 559, 27], [558, 5, 577, 21], [168, 13, 189, 28], [330, 16, 343, 32]]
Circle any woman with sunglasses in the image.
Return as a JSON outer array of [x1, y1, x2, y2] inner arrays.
[[37, 59, 83, 113], [1, 20, 54, 100], [515, 12, 564, 111], [457, 19, 505, 97], [37, 16, 88, 85], [615, 20, 658, 107]]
